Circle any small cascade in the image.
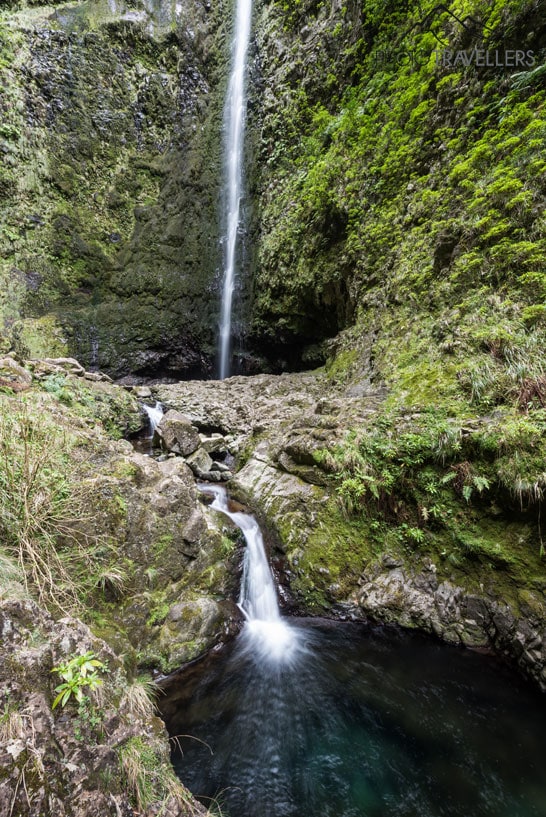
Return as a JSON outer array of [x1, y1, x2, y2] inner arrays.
[[143, 401, 163, 439], [218, 0, 253, 380], [200, 484, 299, 663]]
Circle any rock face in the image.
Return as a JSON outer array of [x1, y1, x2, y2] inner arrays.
[[0, 0, 230, 377], [77, 443, 240, 672], [0, 596, 203, 817]]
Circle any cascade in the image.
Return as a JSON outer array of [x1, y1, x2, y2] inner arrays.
[[142, 401, 163, 438], [200, 484, 299, 662], [218, 0, 253, 380]]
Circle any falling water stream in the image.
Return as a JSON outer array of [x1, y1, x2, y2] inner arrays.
[[166, 486, 546, 817], [142, 401, 163, 438], [218, 0, 253, 379]]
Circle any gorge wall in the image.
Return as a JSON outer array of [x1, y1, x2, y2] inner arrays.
[[1, 0, 231, 379], [249, 0, 546, 373]]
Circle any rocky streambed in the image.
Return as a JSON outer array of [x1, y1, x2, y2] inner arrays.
[[0, 355, 545, 815], [149, 371, 546, 692]]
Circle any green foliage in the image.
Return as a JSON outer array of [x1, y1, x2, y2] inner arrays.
[[74, 695, 105, 742], [321, 404, 546, 567], [0, 399, 128, 612], [0, 404, 83, 610], [51, 651, 108, 709], [42, 374, 74, 405], [255, 0, 545, 388]]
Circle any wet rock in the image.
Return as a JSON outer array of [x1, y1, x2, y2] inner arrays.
[[159, 597, 225, 667]]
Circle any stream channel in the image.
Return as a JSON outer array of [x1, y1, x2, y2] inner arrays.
[[159, 484, 546, 817]]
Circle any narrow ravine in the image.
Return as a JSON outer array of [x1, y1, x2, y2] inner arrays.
[[162, 485, 546, 817]]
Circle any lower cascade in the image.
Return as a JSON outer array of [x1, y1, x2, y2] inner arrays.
[[163, 486, 546, 817], [200, 484, 300, 663]]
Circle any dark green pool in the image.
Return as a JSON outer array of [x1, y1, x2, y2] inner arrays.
[[167, 620, 546, 817]]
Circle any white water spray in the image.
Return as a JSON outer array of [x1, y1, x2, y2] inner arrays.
[[143, 401, 163, 438], [218, 0, 253, 380], [200, 484, 299, 662]]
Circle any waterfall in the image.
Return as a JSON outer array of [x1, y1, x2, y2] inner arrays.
[[218, 0, 253, 380], [200, 484, 299, 662], [143, 401, 163, 438]]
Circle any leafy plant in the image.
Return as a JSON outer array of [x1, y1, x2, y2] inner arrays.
[[51, 652, 108, 710]]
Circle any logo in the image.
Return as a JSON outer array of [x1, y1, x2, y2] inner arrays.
[[372, 4, 536, 71]]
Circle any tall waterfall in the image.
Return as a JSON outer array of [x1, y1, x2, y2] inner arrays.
[[200, 484, 299, 662], [218, 0, 253, 380]]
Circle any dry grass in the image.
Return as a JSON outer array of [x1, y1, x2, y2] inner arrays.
[[120, 677, 159, 722], [0, 405, 108, 614], [119, 735, 201, 815]]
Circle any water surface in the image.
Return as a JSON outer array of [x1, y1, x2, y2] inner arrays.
[[168, 620, 546, 817]]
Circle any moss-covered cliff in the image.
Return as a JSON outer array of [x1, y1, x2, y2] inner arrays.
[[250, 0, 545, 374], [0, 0, 231, 378]]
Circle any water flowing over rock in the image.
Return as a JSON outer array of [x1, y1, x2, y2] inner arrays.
[[200, 484, 300, 664], [152, 371, 546, 690], [218, 0, 253, 378]]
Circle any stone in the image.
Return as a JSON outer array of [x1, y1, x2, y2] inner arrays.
[[156, 410, 201, 456], [83, 371, 113, 382], [42, 357, 85, 374], [134, 386, 152, 399], [159, 597, 224, 666], [200, 432, 227, 453], [185, 446, 214, 477], [0, 356, 33, 389], [210, 461, 231, 472]]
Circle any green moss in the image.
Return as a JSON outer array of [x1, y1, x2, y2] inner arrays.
[[0, 2, 229, 376], [325, 348, 358, 383], [146, 602, 170, 628], [288, 495, 374, 609], [252, 0, 545, 381], [152, 534, 173, 555]]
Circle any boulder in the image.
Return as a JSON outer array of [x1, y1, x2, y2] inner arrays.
[[200, 432, 227, 454], [159, 597, 225, 666], [156, 410, 201, 456], [0, 356, 32, 391], [185, 446, 214, 477], [42, 357, 85, 375]]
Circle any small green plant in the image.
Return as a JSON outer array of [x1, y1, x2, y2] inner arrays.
[[51, 652, 108, 710], [120, 676, 159, 721], [74, 696, 105, 742]]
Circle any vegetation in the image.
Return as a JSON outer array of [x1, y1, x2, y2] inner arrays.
[[243, 0, 546, 604], [253, 0, 545, 371], [0, 399, 132, 613], [51, 651, 108, 709], [118, 734, 197, 814]]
